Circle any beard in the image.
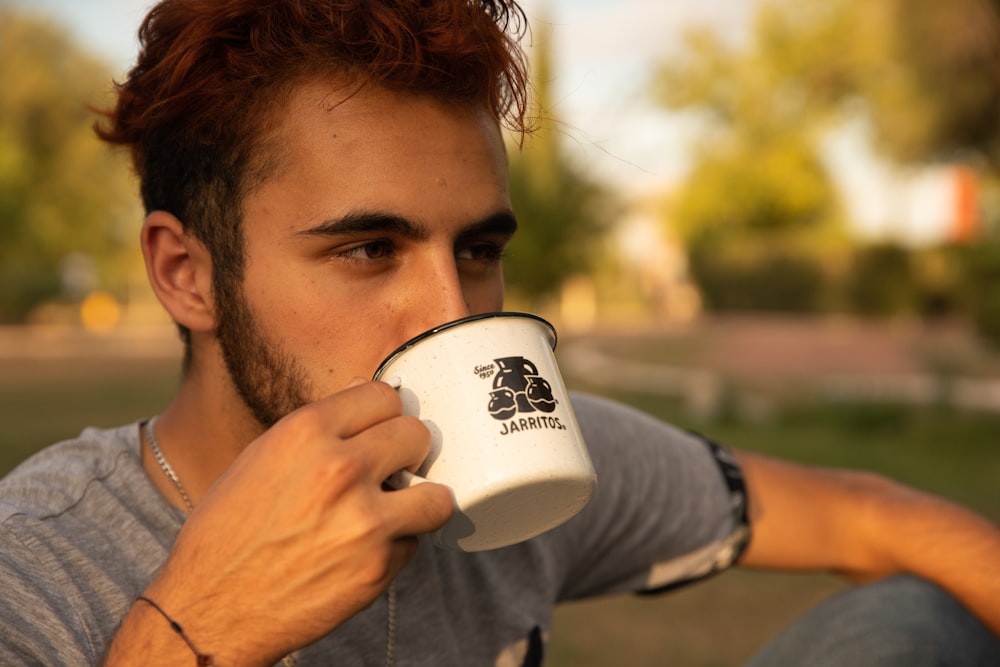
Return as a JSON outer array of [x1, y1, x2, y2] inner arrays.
[[215, 283, 314, 429]]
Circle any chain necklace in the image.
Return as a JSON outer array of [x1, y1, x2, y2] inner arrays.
[[144, 417, 194, 513], [142, 418, 397, 667]]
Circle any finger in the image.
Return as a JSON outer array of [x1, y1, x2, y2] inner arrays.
[[383, 482, 456, 537], [317, 380, 403, 438], [350, 414, 431, 483]]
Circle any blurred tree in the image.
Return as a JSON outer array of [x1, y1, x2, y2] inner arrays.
[[504, 15, 615, 309], [655, 0, 1000, 337], [652, 4, 850, 312], [840, 0, 1000, 339], [957, 240, 1000, 347], [845, 242, 916, 317], [674, 0, 1000, 197], [0, 7, 140, 322], [849, 0, 1000, 169], [672, 136, 837, 244], [662, 0, 1000, 175]]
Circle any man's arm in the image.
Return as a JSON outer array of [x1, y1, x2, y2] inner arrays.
[[734, 450, 1000, 636], [104, 380, 454, 666]]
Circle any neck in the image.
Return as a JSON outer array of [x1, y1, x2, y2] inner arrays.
[[142, 350, 265, 509]]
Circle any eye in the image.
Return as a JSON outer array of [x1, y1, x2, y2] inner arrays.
[[456, 240, 507, 264], [337, 240, 395, 262]]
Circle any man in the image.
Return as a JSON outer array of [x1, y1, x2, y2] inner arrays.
[[1, 1, 998, 665]]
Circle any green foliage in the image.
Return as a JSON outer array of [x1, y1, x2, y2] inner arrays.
[[688, 241, 829, 313], [676, 0, 1000, 172], [654, 0, 1000, 320], [668, 137, 840, 313], [844, 242, 916, 317], [672, 136, 838, 244], [910, 246, 965, 320], [656, 3, 858, 137], [503, 22, 614, 307], [958, 241, 1000, 347], [850, 0, 1000, 169], [505, 142, 612, 307], [839, 240, 1000, 334], [0, 7, 141, 321], [652, 1, 854, 315]]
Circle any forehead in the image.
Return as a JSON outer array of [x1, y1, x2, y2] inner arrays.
[[247, 78, 510, 230]]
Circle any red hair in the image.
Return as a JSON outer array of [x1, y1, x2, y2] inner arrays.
[[97, 0, 529, 214], [94, 0, 530, 363]]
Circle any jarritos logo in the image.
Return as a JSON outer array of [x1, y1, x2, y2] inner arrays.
[[482, 356, 568, 436]]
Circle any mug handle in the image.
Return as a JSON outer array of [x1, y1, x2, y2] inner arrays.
[[378, 376, 432, 490]]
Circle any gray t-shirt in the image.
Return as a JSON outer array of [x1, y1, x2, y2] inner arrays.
[[0, 392, 748, 666]]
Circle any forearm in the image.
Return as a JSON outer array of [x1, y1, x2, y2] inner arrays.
[[735, 451, 1000, 636], [854, 478, 1000, 636], [103, 583, 276, 667], [103, 600, 219, 667]]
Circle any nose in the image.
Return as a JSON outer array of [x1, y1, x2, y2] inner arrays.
[[399, 252, 471, 339]]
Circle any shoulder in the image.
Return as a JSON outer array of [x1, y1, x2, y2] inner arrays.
[[0, 423, 144, 523], [0, 424, 163, 663], [551, 394, 751, 595], [567, 392, 746, 524], [569, 391, 709, 460]]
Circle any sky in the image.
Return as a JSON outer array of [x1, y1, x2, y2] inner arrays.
[[7, 0, 760, 195]]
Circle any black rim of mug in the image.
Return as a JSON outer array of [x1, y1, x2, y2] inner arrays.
[[371, 311, 557, 381]]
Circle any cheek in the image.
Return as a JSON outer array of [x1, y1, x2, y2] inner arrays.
[[466, 269, 506, 313], [297, 308, 404, 385]]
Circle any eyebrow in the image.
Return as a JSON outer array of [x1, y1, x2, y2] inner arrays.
[[296, 211, 425, 240], [295, 209, 518, 242], [457, 211, 519, 243]]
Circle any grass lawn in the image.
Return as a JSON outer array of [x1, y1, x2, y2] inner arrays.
[[2, 345, 998, 666], [0, 357, 181, 475]]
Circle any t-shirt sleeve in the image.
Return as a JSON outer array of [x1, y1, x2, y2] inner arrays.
[[0, 522, 98, 665], [547, 392, 750, 601]]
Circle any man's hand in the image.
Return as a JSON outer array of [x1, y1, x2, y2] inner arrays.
[[105, 379, 455, 666]]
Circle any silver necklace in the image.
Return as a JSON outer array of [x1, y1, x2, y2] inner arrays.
[[144, 417, 194, 513], [141, 418, 397, 667], [384, 581, 398, 667]]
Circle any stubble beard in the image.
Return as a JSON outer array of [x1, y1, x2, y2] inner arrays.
[[215, 284, 314, 429]]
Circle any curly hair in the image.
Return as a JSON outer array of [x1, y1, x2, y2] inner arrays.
[[94, 0, 530, 361]]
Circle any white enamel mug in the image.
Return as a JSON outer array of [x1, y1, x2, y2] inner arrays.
[[374, 312, 597, 552]]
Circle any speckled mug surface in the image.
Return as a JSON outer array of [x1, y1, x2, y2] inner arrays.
[[374, 312, 597, 552]]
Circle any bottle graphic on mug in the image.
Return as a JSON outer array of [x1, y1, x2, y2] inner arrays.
[[487, 356, 557, 420]]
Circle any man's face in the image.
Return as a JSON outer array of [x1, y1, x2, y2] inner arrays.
[[216, 80, 514, 427]]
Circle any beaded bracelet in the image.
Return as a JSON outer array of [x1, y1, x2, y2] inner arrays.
[[137, 595, 215, 666]]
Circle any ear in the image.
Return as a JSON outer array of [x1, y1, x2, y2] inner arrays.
[[141, 211, 216, 333]]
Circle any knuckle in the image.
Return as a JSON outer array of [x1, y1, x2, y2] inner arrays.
[[281, 402, 326, 438], [317, 452, 368, 491], [362, 548, 395, 584], [265, 405, 326, 455], [346, 516, 397, 582]]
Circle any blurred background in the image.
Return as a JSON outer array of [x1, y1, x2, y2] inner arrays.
[[1, 0, 999, 665]]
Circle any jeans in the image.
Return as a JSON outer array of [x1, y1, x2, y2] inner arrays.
[[744, 575, 1000, 667]]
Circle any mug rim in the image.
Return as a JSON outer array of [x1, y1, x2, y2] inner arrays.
[[372, 311, 557, 381]]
